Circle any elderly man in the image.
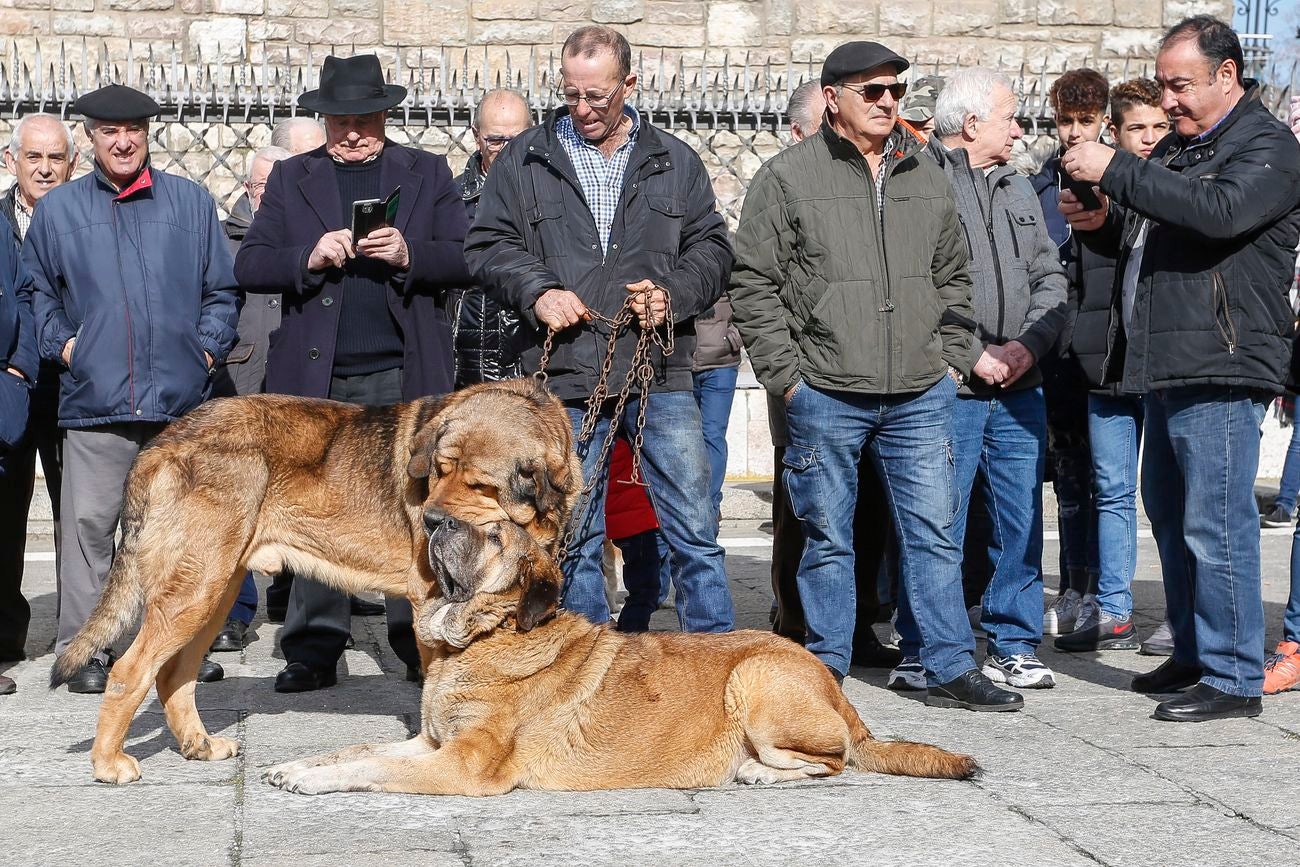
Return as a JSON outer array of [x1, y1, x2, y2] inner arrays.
[[764, 80, 901, 671], [450, 88, 532, 386], [236, 54, 471, 693], [731, 41, 1020, 710], [467, 25, 736, 633], [23, 85, 239, 693], [0, 113, 75, 667], [908, 69, 1068, 693], [1062, 16, 1300, 720]]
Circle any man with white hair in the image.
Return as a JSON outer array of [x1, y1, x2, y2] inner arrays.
[[0, 113, 76, 673], [269, 116, 326, 155], [905, 68, 1067, 692]]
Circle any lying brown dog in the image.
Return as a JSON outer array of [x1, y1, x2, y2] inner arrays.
[[50, 378, 580, 784], [264, 516, 978, 795]]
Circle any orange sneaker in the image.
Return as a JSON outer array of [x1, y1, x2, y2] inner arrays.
[[1263, 641, 1300, 695]]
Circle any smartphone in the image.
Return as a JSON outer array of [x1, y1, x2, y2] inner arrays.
[[351, 186, 401, 243], [1058, 170, 1102, 211]]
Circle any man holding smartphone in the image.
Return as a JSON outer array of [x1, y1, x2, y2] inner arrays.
[[235, 54, 471, 693]]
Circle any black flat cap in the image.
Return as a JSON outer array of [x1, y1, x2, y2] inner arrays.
[[74, 84, 161, 121], [820, 41, 910, 87]]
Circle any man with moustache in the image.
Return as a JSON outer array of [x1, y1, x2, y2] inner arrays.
[[23, 85, 239, 693], [1061, 16, 1300, 720]]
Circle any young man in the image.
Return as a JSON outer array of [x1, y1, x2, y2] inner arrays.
[[1055, 79, 1172, 655], [1029, 68, 1109, 638]]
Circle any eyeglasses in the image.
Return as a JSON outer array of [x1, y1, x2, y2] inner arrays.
[[839, 82, 908, 102], [480, 134, 515, 150], [557, 80, 625, 109]]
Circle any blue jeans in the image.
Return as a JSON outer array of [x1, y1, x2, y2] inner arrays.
[[564, 392, 734, 632], [1143, 386, 1267, 697], [692, 366, 738, 517], [1088, 393, 1144, 619], [1287, 522, 1300, 644], [944, 387, 1047, 658], [230, 572, 258, 625], [614, 529, 672, 632], [1275, 420, 1300, 514], [785, 376, 975, 682]]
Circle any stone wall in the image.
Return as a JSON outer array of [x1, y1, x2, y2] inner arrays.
[[2, 0, 1233, 70]]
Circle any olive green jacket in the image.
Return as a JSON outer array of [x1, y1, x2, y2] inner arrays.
[[730, 121, 976, 397]]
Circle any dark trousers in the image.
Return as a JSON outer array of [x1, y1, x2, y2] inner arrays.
[[0, 366, 62, 659], [770, 445, 890, 651], [278, 367, 419, 672]]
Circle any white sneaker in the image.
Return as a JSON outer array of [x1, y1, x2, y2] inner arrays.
[[887, 656, 926, 691], [1043, 588, 1082, 636], [982, 653, 1057, 689]]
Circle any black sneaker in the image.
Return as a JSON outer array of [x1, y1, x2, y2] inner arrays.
[[1261, 505, 1294, 528], [1055, 609, 1141, 652], [926, 669, 1023, 712]]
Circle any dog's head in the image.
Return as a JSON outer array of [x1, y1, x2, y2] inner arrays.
[[406, 379, 581, 557], [423, 515, 563, 638]]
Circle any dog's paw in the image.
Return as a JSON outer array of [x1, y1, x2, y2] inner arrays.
[[734, 758, 782, 785], [181, 734, 242, 762], [92, 752, 142, 785], [265, 764, 350, 795]]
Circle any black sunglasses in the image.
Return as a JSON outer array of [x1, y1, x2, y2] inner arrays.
[[840, 82, 908, 102]]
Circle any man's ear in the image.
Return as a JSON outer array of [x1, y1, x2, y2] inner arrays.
[[516, 551, 562, 632]]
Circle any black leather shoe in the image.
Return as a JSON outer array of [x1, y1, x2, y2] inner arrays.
[[926, 669, 1024, 712], [1153, 683, 1263, 722], [824, 664, 845, 687], [1132, 658, 1203, 693], [350, 596, 385, 617], [851, 631, 904, 668], [274, 662, 337, 693], [0, 674, 15, 695], [196, 656, 225, 683], [65, 659, 109, 694], [266, 606, 287, 624], [209, 618, 248, 653]]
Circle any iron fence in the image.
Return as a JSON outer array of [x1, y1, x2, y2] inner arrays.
[[1, 39, 1296, 225]]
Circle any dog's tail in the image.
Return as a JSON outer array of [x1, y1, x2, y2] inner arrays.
[[49, 468, 151, 689], [839, 694, 979, 780]]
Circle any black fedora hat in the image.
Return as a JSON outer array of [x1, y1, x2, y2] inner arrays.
[[298, 55, 407, 115]]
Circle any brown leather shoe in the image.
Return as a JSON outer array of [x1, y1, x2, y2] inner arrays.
[[0, 674, 14, 695]]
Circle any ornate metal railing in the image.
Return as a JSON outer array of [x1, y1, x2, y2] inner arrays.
[[1, 39, 1296, 224]]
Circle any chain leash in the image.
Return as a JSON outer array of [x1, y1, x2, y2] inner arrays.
[[533, 287, 675, 566]]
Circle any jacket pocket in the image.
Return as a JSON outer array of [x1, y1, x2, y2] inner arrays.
[[642, 194, 686, 254], [221, 342, 256, 366], [1211, 270, 1238, 354], [527, 200, 569, 261]]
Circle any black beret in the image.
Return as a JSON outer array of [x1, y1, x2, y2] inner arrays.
[[74, 84, 161, 122], [820, 41, 910, 88]]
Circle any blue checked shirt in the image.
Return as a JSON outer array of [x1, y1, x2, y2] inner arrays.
[[556, 106, 641, 257]]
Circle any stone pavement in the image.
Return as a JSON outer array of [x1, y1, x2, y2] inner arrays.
[[3, 516, 1300, 866]]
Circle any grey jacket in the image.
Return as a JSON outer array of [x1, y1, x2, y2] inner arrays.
[[693, 296, 742, 372], [213, 193, 281, 398], [926, 138, 1068, 395]]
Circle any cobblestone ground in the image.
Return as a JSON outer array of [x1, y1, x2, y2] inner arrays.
[[3, 514, 1300, 866]]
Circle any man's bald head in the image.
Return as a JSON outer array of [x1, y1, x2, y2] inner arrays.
[[473, 89, 532, 174], [270, 117, 325, 155]]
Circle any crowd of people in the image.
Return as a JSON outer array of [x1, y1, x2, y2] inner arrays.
[[2, 16, 1299, 724]]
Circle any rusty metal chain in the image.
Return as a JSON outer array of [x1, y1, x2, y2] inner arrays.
[[534, 287, 675, 566]]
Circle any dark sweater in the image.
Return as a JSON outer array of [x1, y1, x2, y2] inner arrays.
[[332, 155, 404, 377]]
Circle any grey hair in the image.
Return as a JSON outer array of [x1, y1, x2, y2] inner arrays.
[[81, 116, 150, 137], [474, 88, 529, 120], [8, 114, 76, 161], [786, 80, 824, 132], [933, 68, 1013, 140], [270, 117, 324, 150], [248, 145, 292, 172]]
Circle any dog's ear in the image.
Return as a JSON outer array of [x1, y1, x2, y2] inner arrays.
[[516, 550, 562, 632], [511, 457, 560, 516], [406, 397, 452, 480]]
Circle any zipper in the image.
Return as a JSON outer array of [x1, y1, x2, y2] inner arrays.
[[1211, 270, 1237, 354], [867, 153, 894, 389], [110, 199, 138, 415]]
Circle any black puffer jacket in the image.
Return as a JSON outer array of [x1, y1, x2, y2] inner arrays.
[[449, 153, 524, 387], [466, 109, 732, 402], [1065, 232, 1121, 393], [1088, 83, 1300, 393]]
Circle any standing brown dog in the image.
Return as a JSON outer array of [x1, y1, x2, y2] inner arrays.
[[51, 378, 580, 784], [265, 518, 979, 795]]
